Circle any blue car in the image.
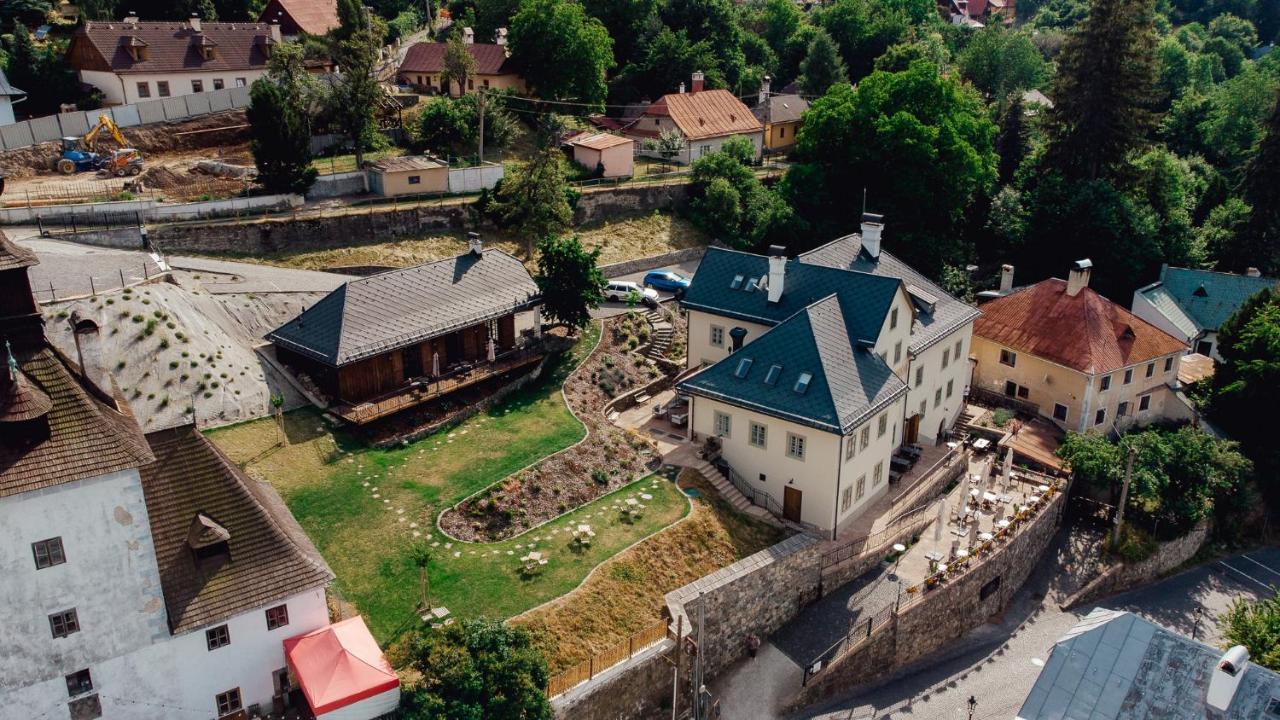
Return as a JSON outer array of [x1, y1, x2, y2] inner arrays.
[[643, 269, 692, 294]]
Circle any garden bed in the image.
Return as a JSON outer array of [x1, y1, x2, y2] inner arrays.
[[439, 313, 677, 542]]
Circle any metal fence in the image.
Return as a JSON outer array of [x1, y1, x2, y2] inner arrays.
[[1, 86, 251, 151], [545, 619, 669, 698], [7, 174, 247, 208], [802, 604, 895, 686]]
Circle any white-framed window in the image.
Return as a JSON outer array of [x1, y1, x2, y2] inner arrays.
[[136, 81, 151, 98], [877, 413, 888, 438], [890, 307, 899, 330], [1053, 403, 1068, 421], [873, 461, 884, 486], [714, 411, 731, 437], [710, 325, 725, 348], [856, 474, 866, 500], [1139, 394, 1151, 412], [787, 433, 806, 460], [213, 78, 225, 90], [999, 349, 1016, 367], [894, 341, 902, 365], [699, 144, 712, 157], [235, 77, 247, 87], [860, 426, 870, 451], [915, 366, 924, 388], [191, 79, 203, 93], [942, 347, 950, 369], [749, 421, 767, 448]]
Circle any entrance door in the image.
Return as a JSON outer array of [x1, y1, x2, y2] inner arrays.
[[905, 414, 920, 445], [783, 486, 802, 523]]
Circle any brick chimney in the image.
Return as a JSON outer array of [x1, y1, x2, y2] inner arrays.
[[999, 264, 1014, 293], [759, 75, 771, 106], [691, 71, 705, 93], [495, 27, 508, 46], [462, 27, 474, 44], [767, 245, 786, 303], [861, 213, 884, 260], [1066, 258, 1092, 297]]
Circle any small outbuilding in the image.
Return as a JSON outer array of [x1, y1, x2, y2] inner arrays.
[[284, 616, 401, 720], [565, 132, 634, 178], [367, 156, 449, 197]]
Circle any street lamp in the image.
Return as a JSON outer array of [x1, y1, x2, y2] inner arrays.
[[968, 695, 977, 720], [890, 543, 906, 581]]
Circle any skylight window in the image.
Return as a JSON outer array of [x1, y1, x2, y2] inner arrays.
[[730, 274, 744, 290], [794, 372, 813, 394], [764, 364, 782, 386], [745, 277, 759, 292], [734, 357, 753, 378]]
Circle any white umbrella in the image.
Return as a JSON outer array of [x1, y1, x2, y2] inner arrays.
[[934, 499, 945, 547], [487, 337, 496, 362], [432, 352, 440, 377], [1002, 448, 1014, 491]]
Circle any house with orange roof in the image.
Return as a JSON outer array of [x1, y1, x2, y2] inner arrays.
[[258, 0, 340, 37], [971, 259, 1190, 434], [617, 72, 763, 164], [397, 28, 525, 96]]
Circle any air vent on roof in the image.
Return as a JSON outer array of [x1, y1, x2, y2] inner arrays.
[[1193, 284, 1208, 297], [734, 357, 753, 378], [794, 372, 812, 394], [764, 363, 782, 386], [730, 274, 744, 290]]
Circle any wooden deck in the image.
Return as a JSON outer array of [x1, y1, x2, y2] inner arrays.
[[332, 349, 544, 425]]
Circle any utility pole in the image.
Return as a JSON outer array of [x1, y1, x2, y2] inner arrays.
[[477, 89, 486, 165], [1114, 444, 1136, 545], [693, 593, 705, 720]]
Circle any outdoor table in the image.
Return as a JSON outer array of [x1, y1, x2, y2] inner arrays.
[[1037, 484, 1050, 493], [996, 519, 1011, 529], [969, 489, 981, 498], [925, 550, 945, 562], [956, 549, 969, 559], [1028, 494, 1041, 505], [973, 438, 991, 450], [983, 491, 1000, 503], [893, 543, 906, 554], [937, 564, 948, 574]]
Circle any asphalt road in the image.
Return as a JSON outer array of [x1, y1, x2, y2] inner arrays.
[[797, 544, 1280, 720], [592, 257, 701, 319], [13, 235, 166, 302]]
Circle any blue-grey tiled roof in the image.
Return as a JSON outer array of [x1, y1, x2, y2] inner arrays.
[[266, 249, 540, 366], [1138, 265, 1277, 334], [682, 246, 904, 345], [679, 295, 907, 433]]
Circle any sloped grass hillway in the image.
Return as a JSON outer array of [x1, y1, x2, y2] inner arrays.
[[207, 322, 687, 644]]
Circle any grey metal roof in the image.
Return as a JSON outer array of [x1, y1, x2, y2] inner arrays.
[[1138, 265, 1278, 335], [682, 246, 904, 346], [800, 234, 981, 353], [678, 295, 907, 434], [1135, 283, 1199, 339], [266, 249, 540, 366], [0, 69, 25, 98], [752, 93, 809, 124], [1017, 608, 1280, 720]]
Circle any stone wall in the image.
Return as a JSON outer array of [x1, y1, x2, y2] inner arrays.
[[666, 533, 822, 678], [552, 639, 690, 720], [574, 183, 690, 225], [597, 245, 707, 280], [305, 171, 368, 200], [793, 489, 1068, 709], [1061, 520, 1210, 609]]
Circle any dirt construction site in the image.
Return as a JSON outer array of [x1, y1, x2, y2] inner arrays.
[[0, 110, 255, 206]]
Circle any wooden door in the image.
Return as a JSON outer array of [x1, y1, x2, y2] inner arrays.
[[905, 414, 920, 445], [783, 486, 802, 523]]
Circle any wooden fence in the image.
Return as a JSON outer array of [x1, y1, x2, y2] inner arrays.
[[546, 619, 670, 698]]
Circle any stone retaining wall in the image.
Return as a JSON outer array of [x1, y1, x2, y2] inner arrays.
[[1060, 520, 1210, 609], [793, 488, 1068, 709], [573, 183, 690, 225], [552, 639, 689, 720], [597, 245, 707, 279]]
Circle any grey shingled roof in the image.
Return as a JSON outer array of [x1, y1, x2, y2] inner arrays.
[[1137, 265, 1278, 335], [1018, 608, 1280, 720], [679, 295, 907, 433], [266, 249, 540, 366], [682, 246, 904, 345], [752, 93, 809, 124], [801, 235, 981, 354]]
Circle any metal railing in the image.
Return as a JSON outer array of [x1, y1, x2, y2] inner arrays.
[[968, 386, 1041, 417], [545, 619, 670, 698], [725, 464, 783, 517], [802, 604, 895, 686]]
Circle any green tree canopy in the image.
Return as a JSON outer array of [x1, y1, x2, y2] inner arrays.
[[1222, 590, 1280, 672], [404, 618, 553, 720], [508, 0, 614, 107], [957, 28, 1050, 107], [1210, 288, 1280, 476], [798, 27, 848, 96], [247, 42, 320, 194], [489, 145, 574, 256], [533, 234, 605, 330], [414, 91, 518, 157], [441, 31, 478, 96], [330, 18, 387, 167], [610, 28, 726, 104], [582, 0, 661, 71], [687, 137, 792, 249], [1231, 88, 1280, 275]]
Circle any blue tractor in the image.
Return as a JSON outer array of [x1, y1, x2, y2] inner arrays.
[[56, 137, 102, 174], [55, 114, 142, 176]]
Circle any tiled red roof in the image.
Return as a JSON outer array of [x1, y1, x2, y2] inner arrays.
[[399, 42, 513, 76], [259, 0, 339, 36], [140, 425, 333, 634], [646, 89, 762, 141], [69, 21, 275, 74], [975, 278, 1187, 374]]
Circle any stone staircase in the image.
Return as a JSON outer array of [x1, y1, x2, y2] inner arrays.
[[688, 458, 755, 513], [643, 309, 674, 361]]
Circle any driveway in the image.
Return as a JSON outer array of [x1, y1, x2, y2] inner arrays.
[[167, 255, 348, 294], [13, 235, 166, 302], [592, 257, 700, 319]]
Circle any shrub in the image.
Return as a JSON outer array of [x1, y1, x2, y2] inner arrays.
[[992, 408, 1015, 427], [591, 468, 608, 485]]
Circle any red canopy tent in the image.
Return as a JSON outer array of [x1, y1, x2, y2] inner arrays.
[[284, 616, 401, 719]]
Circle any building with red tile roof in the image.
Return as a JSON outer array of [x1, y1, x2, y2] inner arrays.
[[971, 260, 1190, 433], [398, 32, 525, 96], [258, 0, 340, 37]]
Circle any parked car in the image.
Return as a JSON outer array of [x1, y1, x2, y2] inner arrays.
[[642, 269, 692, 295], [603, 281, 659, 307]]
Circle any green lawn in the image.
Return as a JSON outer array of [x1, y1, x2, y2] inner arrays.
[[208, 323, 689, 642]]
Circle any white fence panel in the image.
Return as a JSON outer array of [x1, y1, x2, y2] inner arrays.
[[447, 163, 504, 193], [162, 96, 190, 121], [28, 114, 64, 143], [1, 121, 35, 149], [207, 88, 234, 112], [58, 111, 92, 138], [229, 85, 251, 107], [110, 104, 141, 128], [137, 100, 166, 125], [185, 92, 212, 115]]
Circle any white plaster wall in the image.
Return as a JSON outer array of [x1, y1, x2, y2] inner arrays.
[[318, 687, 401, 720], [679, 131, 763, 165], [685, 309, 771, 368], [904, 323, 975, 445], [1129, 292, 1191, 345], [834, 395, 908, 531], [101, 71, 267, 105], [80, 69, 128, 105], [869, 287, 915, 381], [1084, 353, 1183, 433]]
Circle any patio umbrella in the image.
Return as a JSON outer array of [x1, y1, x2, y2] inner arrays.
[[968, 518, 980, 547], [933, 498, 946, 550], [487, 337, 496, 363], [1002, 448, 1014, 491], [432, 352, 440, 377]]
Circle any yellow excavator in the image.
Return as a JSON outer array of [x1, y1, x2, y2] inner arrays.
[[55, 114, 144, 176]]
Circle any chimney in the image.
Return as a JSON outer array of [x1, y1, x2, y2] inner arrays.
[[861, 213, 884, 260], [759, 75, 771, 106], [730, 327, 747, 351], [189, 13, 202, 33], [767, 245, 787, 303], [678, 82, 686, 94], [123, 11, 138, 24], [468, 231, 483, 256], [269, 21, 282, 44], [691, 71, 705, 93], [462, 26, 475, 44], [1245, 267, 1261, 277], [1066, 258, 1092, 296], [1207, 646, 1249, 714], [999, 264, 1014, 294], [69, 313, 115, 404], [495, 27, 508, 46]]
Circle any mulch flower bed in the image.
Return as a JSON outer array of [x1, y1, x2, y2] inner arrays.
[[439, 313, 678, 542]]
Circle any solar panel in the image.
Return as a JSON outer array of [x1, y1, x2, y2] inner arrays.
[[764, 363, 782, 386]]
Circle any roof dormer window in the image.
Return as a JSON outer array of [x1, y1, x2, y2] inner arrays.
[[198, 35, 219, 61], [187, 513, 230, 569], [794, 372, 812, 394], [125, 36, 149, 62]]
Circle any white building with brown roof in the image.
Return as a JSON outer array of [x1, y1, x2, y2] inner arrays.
[[398, 29, 525, 96], [616, 72, 764, 164], [67, 15, 281, 105], [0, 234, 335, 719], [258, 0, 340, 37]]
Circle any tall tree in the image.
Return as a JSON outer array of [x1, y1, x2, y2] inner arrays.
[[1232, 90, 1280, 275], [6, 23, 40, 106], [248, 42, 320, 194], [533, 235, 604, 330], [798, 28, 848, 96], [405, 619, 553, 720], [508, 0, 614, 107], [582, 0, 660, 70], [1045, 0, 1160, 180], [474, 0, 521, 39], [1222, 590, 1280, 672], [334, 0, 370, 42], [330, 19, 386, 168], [995, 93, 1031, 184], [1211, 287, 1280, 482], [956, 28, 1049, 108], [490, 145, 573, 256], [440, 32, 476, 96]]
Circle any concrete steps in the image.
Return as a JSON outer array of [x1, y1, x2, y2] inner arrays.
[[643, 309, 674, 361], [689, 459, 754, 514]]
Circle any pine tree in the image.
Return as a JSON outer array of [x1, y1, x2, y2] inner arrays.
[[334, 0, 370, 42], [247, 79, 318, 194], [995, 94, 1030, 184], [1045, 0, 1159, 180], [798, 28, 847, 97], [1233, 90, 1280, 276], [7, 22, 41, 105]]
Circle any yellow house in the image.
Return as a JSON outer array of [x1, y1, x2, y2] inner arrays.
[[752, 83, 809, 152], [398, 33, 525, 97], [972, 260, 1189, 434], [367, 156, 448, 196]]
